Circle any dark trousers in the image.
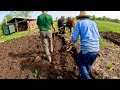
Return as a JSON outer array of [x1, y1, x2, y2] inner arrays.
[[77, 51, 99, 79]]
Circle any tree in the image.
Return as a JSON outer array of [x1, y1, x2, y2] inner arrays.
[[75, 16, 79, 20], [97, 17, 102, 21], [114, 19, 120, 23], [56, 17, 58, 21], [10, 11, 33, 18], [92, 15, 96, 20], [102, 16, 107, 21], [106, 18, 111, 21], [2, 14, 13, 25]]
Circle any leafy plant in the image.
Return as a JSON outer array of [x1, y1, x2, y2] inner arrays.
[[33, 70, 38, 78], [106, 63, 113, 69], [33, 69, 41, 79]]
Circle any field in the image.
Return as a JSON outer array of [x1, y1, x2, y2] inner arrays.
[[0, 20, 119, 79], [95, 20, 120, 33]]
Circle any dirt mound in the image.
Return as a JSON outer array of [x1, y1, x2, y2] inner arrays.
[[0, 32, 119, 79], [0, 34, 79, 79], [100, 31, 120, 45]]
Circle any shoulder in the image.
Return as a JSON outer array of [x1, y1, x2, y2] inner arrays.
[[37, 14, 42, 18], [88, 19, 96, 23], [77, 20, 84, 26], [37, 15, 40, 20], [89, 19, 97, 26], [46, 14, 52, 17]]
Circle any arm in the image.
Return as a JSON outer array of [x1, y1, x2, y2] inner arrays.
[[52, 24, 56, 33], [50, 15, 56, 33], [71, 22, 80, 43], [36, 16, 40, 29]]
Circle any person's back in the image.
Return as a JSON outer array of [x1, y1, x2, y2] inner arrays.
[[37, 11, 55, 63], [79, 18, 100, 53], [70, 11, 100, 79], [37, 13, 53, 31]]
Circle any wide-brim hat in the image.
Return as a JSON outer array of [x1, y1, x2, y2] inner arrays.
[[78, 11, 92, 18]]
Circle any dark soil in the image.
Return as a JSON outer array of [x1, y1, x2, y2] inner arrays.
[[100, 31, 120, 45], [0, 33, 80, 79], [0, 32, 119, 79]]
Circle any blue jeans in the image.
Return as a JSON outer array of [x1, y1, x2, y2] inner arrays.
[[77, 51, 99, 79]]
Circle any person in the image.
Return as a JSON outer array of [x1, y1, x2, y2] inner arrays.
[[57, 16, 66, 34], [36, 11, 56, 63], [70, 11, 100, 79]]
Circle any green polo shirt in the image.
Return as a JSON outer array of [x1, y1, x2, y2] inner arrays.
[[37, 13, 54, 31]]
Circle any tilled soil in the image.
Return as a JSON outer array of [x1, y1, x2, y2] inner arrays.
[[92, 44, 120, 79], [100, 31, 120, 45], [0, 33, 119, 79], [0, 34, 80, 79]]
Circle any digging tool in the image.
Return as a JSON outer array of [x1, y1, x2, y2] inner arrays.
[[66, 42, 80, 52]]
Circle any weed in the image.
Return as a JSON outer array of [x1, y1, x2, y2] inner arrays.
[[33, 69, 41, 79], [106, 63, 113, 69]]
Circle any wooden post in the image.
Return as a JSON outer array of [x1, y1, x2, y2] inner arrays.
[[15, 19, 18, 32]]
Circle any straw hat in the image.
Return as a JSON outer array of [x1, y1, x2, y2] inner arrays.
[[78, 11, 92, 18]]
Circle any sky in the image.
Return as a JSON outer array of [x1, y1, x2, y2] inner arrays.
[[1, 11, 120, 23]]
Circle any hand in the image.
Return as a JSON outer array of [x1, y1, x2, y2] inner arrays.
[[68, 40, 73, 45], [54, 29, 56, 33], [37, 30, 40, 33], [66, 40, 74, 51]]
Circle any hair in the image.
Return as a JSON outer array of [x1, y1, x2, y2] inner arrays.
[[78, 16, 89, 19], [42, 11, 48, 13]]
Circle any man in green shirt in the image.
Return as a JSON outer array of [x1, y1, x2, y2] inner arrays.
[[37, 11, 56, 63]]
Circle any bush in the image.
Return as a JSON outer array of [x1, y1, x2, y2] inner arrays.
[[0, 25, 3, 36]]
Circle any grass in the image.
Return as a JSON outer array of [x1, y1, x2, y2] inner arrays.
[[0, 29, 39, 42], [99, 37, 108, 47], [94, 20, 120, 33]]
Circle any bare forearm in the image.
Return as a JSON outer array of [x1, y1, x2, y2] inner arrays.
[[52, 24, 56, 32]]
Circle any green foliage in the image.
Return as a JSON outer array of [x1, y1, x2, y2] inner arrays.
[[0, 29, 39, 42], [0, 31, 28, 42], [103, 16, 107, 21], [97, 17, 102, 21], [90, 15, 120, 23], [4, 14, 13, 22], [1, 14, 13, 26], [106, 18, 111, 22], [92, 15, 96, 20], [33, 70, 39, 78], [99, 37, 108, 47], [10, 11, 33, 18], [106, 63, 113, 69], [94, 20, 120, 33], [75, 16, 79, 20]]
